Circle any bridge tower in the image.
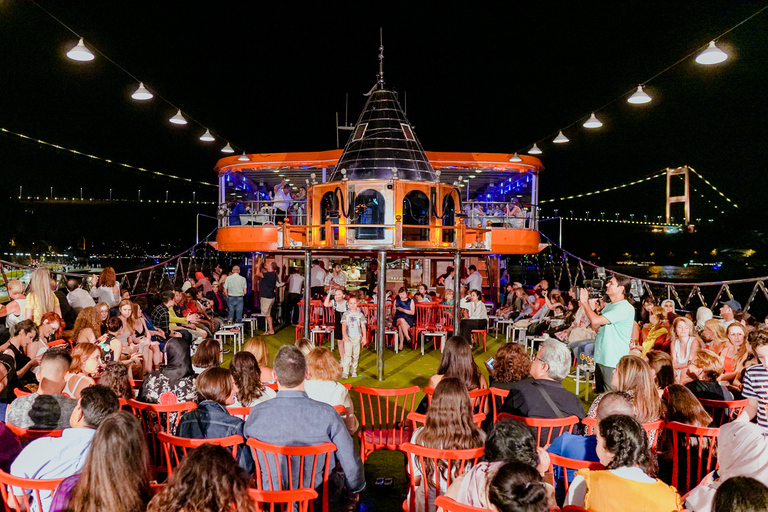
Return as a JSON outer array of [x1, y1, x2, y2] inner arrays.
[[666, 166, 690, 224]]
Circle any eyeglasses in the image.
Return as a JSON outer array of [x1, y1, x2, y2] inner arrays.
[[532, 355, 547, 366]]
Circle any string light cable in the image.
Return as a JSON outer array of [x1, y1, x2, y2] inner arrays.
[[0, 127, 216, 188], [539, 169, 666, 204], [688, 166, 738, 208]]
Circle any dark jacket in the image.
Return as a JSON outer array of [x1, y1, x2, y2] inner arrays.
[[177, 400, 253, 473], [500, 376, 586, 420]]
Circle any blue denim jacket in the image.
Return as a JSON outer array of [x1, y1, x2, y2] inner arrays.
[[177, 400, 253, 473]]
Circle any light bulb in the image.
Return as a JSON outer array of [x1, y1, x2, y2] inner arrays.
[[583, 113, 602, 128], [221, 143, 234, 153], [553, 131, 569, 143], [199, 129, 215, 142], [238, 152, 250, 161], [66, 38, 94, 61], [528, 144, 542, 155], [628, 85, 652, 104], [131, 82, 153, 100], [169, 110, 187, 125], [696, 41, 727, 65], [509, 153, 522, 162]]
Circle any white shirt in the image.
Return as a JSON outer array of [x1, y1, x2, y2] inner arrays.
[[462, 271, 483, 292], [310, 265, 327, 287], [224, 273, 247, 297], [287, 273, 304, 294], [273, 189, 293, 211], [67, 288, 95, 309], [460, 298, 488, 320], [444, 275, 455, 292], [304, 380, 359, 435]]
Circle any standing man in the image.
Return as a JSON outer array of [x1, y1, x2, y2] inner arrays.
[[324, 263, 347, 293], [273, 179, 293, 224], [285, 267, 304, 325], [310, 260, 327, 299], [720, 299, 741, 330], [461, 264, 483, 292], [255, 260, 283, 335], [364, 262, 379, 292], [578, 275, 635, 392], [438, 266, 455, 292], [224, 265, 247, 323]]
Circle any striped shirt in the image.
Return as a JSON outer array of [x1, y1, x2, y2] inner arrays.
[[743, 364, 768, 430]]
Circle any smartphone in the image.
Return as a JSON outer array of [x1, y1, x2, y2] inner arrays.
[[485, 357, 495, 370]]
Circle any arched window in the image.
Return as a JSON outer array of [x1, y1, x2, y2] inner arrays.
[[403, 190, 430, 241], [441, 193, 456, 242], [354, 189, 385, 240]]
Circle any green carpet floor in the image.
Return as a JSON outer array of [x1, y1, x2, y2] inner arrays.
[[228, 323, 594, 512]]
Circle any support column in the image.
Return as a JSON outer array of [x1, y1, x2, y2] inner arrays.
[[453, 250, 461, 334], [304, 249, 312, 338], [377, 250, 387, 381]]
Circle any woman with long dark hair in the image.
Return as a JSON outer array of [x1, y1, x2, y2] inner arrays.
[[566, 414, 681, 511], [229, 351, 275, 407], [426, 336, 487, 391], [138, 338, 197, 404]]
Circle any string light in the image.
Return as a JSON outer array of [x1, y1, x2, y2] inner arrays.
[[237, 152, 250, 162], [0, 127, 216, 188], [528, 144, 542, 155], [169, 110, 187, 125], [689, 167, 738, 208], [131, 82, 153, 100], [508, 153, 522, 162], [696, 41, 728, 65], [583, 113, 602, 128], [553, 131, 569, 143], [627, 85, 652, 104], [66, 38, 94, 61], [221, 143, 234, 153], [199, 129, 215, 142], [540, 170, 666, 203], [18, 196, 216, 205]]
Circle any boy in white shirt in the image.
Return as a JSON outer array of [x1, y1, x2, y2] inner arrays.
[[341, 297, 367, 378]]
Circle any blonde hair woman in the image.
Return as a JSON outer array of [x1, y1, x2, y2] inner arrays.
[[304, 347, 358, 435], [244, 337, 275, 384], [25, 268, 61, 325], [587, 354, 663, 423], [702, 319, 733, 369], [2, 280, 26, 330], [670, 316, 702, 383]]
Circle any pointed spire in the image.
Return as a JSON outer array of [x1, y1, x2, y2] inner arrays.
[[378, 27, 385, 89]]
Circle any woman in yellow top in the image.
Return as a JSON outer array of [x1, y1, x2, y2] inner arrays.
[[24, 268, 61, 325], [640, 306, 667, 356], [566, 414, 682, 512]]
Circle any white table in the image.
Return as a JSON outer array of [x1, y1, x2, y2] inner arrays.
[[496, 319, 515, 343], [420, 330, 447, 354], [219, 323, 245, 352], [310, 325, 335, 351]]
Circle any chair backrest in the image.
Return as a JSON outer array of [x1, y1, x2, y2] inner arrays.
[[265, 382, 279, 391], [438, 304, 454, 329], [126, 399, 198, 469], [359, 303, 377, 327], [415, 303, 437, 329], [322, 305, 335, 326], [548, 453, 605, 496], [497, 413, 579, 447], [407, 411, 486, 430], [357, 385, 420, 451], [0, 468, 64, 512], [489, 387, 510, 423], [246, 438, 337, 512], [433, 496, 488, 512], [249, 488, 318, 512], [422, 387, 490, 416], [699, 398, 748, 427], [228, 406, 252, 421], [129, 379, 143, 390], [333, 404, 346, 414], [13, 388, 31, 398], [5, 423, 63, 447], [401, 442, 485, 512], [562, 507, 594, 512], [157, 432, 244, 475], [582, 417, 666, 450], [665, 421, 719, 494]]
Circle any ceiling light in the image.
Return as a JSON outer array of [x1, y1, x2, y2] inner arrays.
[[628, 85, 651, 104], [169, 110, 187, 125], [583, 113, 602, 128], [696, 41, 727, 65], [553, 131, 569, 143], [469, 174, 477, 178], [221, 143, 234, 153], [199, 129, 215, 142], [509, 153, 522, 162], [66, 38, 94, 61], [131, 82, 153, 100], [528, 144, 542, 155], [238, 152, 250, 162]]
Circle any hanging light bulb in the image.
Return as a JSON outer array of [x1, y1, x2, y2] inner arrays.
[[238, 152, 250, 162], [221, 143, 234, 153], [553, 131, 569, 143], [696, 41, 728, 65], [583, 113, 603, 128], [528, 144, 542, 155], [199, 129, 215, 142], [508, 153, 523, 162], [628, 85, 652, 104], [66, 38, 94, 61], [131, 82, 153, 100], [169, 109, 187, 125]]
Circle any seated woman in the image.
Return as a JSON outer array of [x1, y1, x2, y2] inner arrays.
[[98, 361, 133, 400], [304, 347, 359, 435], [587, 354, 663, 424], [2, 280, 26, 332], [138, 338, 198, 404], [640, 306, 668, 356], [3, 320, 40, 389], [177, 367, 251, 472], [72, 307, 103, 345], [488, 462, 551, 512], [206, 281, 229, 319], [191, 338, 220, 374], [426, 336, 488, 393], [393, 287, 415, 351], [719, 322, 756, 393], [686, 348, 734, 401], [26, 311, 63, 359], [671, 317, 703, 383], [294, 337, 315, 356], [229, 351, 275, 407], [566, 414, 682, 511], [646, 350, 676, 395], [409, 377, 485, 512], [459, 289, 488, 343], [487, 343, 530, 390], [24, 268, 62, 325], [131, 302, 163, 372], [63, 343, 102, 399], [416, 284, 433, 302], [244, 337, 275, 384], [701, 319, 732, 364], [439, 289, 454, 306]]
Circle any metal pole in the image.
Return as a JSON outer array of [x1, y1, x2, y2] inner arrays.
[[196, 214, 200, 245], [559, 216, 563, 248], [453, 250, 461, 334], [377, 250, 387, 381], [303, 250, 312, 337]]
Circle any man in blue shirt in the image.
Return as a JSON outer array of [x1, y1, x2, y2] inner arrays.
[[10, 385, 119, 512]]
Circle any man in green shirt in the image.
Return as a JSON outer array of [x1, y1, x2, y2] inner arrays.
[[579, 275, 635, 392]]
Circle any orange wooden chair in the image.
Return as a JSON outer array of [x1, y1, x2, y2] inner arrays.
[[699, 398, 748, 427], [581, 417, 666, 451], [433, 496, 488, 511], [413, 303, 438, 350], [228, 406, 252, 421], [249, 488, 318, 512], [126, 399, 197, 470], [359, 303, 378, 347], [0, 468, 64, 512], [157, 432, 244, 475], [548, 453, 605, 497], [438, 305, 455, 335], [561, 507, 594, 512], [246, 438, 337, 512], [422, 387, 490, 417], [666, 421, 719, 494], [356, 385, 420, 463], [12, 388, 31, 398], [407, 411, 486, 430], [401, 442, 485, 512], [489, 387, 510, 423], [6, 423, 63, 447], [497, 413, 579, 447], [470, 329, 487, 352], [265, 382, 279, 391], [295, 300, 325, 340]]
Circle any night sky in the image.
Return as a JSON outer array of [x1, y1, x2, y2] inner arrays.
[[0, 1, 766, 257]]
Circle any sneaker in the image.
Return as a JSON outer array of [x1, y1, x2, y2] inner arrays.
[[351, 372, 358, 378], [341, 372, 349, 379]]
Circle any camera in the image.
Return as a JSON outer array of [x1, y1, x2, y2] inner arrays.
[[576, 267, 607, 301]]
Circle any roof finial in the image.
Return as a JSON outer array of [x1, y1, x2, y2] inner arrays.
[[378, 27, 385, 89]]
